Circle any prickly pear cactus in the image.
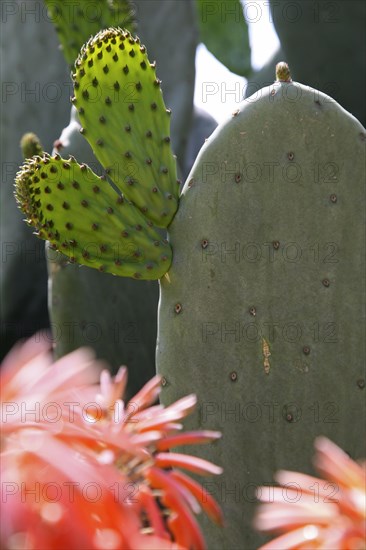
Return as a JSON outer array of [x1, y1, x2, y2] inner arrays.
[[157, 66, 366, 547], [15, 31, 365, 545]]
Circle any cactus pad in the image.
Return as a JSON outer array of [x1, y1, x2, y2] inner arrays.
[[45, 0, 135, 67], [72, 28, 179, 228], [157, 80, 366, 547], [15, 154, 171, 279]]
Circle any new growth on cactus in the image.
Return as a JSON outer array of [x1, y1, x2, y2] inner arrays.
[[20, 132, 44, 160], [15, 28, 179, 281], [275, 61, 292, 83]]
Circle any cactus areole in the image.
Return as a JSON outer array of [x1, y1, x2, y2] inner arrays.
[[157, 69, 366, 546]]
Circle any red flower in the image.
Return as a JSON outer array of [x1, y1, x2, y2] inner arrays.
[[1, 336, 223, 549], [255, 437, 366, 549]]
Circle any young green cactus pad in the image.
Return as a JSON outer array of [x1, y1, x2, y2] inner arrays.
[[15, 154, 171, 280], [157, 73, 366, 547], [72, 28, 179, 227], [45, 0, 135, 67]]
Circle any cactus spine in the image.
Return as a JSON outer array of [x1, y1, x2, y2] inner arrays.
[[157, 66, 366, 547]]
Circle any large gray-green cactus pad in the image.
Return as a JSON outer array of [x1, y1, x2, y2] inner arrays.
[[157, 81, 366, 548]]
